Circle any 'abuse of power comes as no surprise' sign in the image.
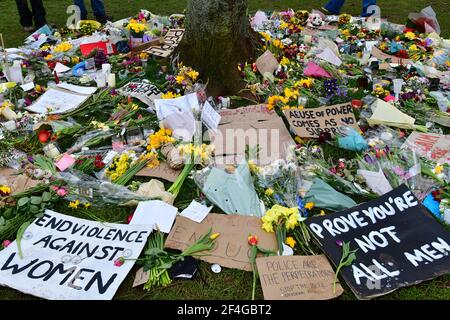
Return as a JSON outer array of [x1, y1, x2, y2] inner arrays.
[[306, 185, 450, 299], [0, 210, 151, 300]]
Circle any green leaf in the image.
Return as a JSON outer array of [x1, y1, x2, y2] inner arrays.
[[29, 205, 40, 214], [42, 192, 51, 202], [343, 252, 357, 267], [30, 196, 42, 205], [160, 262, 174, 269], [16, 220, 32, 259], [17, 197, 30, 207]]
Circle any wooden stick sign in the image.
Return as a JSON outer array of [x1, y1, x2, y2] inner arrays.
[[283, 103, 359, 138]]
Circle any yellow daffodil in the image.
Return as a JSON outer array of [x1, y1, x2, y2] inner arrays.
[[68, 200, 80, 209], [286, 237, 296, 248], [265, 188, 274, 196], [210, 233, 220, 240], [280, 56, 290, 66], [404, 31, 416, 40], [161, 91, 181, 99], [305, 202, 315, 210], [84, 203, 91, 209]]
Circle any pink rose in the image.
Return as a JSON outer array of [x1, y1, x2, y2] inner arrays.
[[2, 240, 11, 248], [57, 188, 68, 197], [114, 257, 125, 267], [51, 185, 59, 191]]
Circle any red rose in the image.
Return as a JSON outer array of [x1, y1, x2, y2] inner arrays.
[[38, 130, 52, 143]]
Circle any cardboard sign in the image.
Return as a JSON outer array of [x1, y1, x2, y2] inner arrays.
[[165, 214, 277, 271], [306, 185, 450, 299], [403, 132, 450, 163], [284, 103, 359, 138], [118, 81, 162, 107], [256, 255, 343, 300], [0, 210, 151, 300], [255, 50, 279, 75], [371, 47, 413, 65], [144, 29, 184, 58], [211, 104, 294, 166], [0, 168, 39, 195], [136, 162, 181, 182]]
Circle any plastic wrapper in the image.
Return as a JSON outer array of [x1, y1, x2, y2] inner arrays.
[[67, 129, 114, 154], [303, 178, 357, 211], [193, 162, 263, 217], [408, 6, 441, 35], [60, 169, 149, 207], [364, 125, 406, 149]]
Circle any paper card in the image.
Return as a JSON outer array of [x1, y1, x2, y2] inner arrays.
[[130, 200, 178, 234], [54, 62, 71, 74], [317, 47, 342, 66], [357, 169, 393, 195], [55, 153, 76, 171], [20, 82, 35, 92], [132, 268, 150, 288], [256, 255, 343, 300], [256, 50, 279, 75], [136, 162, 181, 182], [165, 214, 277, 271], [284, 103, 359, 138], [56, 82, 97, 95], [180, 200, 212, 223], [201, 101, 221, 131], [402, 132, 449, 163], [102, 150, 118, 164]]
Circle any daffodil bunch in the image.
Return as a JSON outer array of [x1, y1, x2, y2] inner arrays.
[[177, 143, 214, 167], [127, 21, 148, 37], [105, 151, 134, 182], [261, 204, 300, 255], [161, 91, 181, 99], [338, 14, 352, 26], [53, 42, 73, 53], [147, 128, 175, 151], [173, 63, 200, 90]]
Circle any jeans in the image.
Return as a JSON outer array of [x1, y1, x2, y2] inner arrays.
[[324, 0, 377, 17], [74, 0, 106, 19], [15, 0, 46, 28]]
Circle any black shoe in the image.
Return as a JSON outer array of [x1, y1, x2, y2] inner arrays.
[[96, 15, 113, 24]]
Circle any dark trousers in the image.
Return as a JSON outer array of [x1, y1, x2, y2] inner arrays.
[[15, 0, 46, 28], [74, 0, 106, 19]]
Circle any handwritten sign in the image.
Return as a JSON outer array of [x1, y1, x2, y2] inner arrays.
[[403, 132, 449, 164], [256, 255, 343, 300], [165, 214, 277, 271], [306, 185, 450, 299], [118, 81, 162, 108], [284, 103, 359, 138], [0, 210, 151, 300], [255, 50, 279, 75], [144, 29, 184, 58]]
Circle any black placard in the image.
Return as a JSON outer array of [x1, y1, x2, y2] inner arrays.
[[306, 185, 450, 299]]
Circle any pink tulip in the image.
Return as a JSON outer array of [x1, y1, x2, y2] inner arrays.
[[57, 188, 68, 197], [2, 240, 11, 248]]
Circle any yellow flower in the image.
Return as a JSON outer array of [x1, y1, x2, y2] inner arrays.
[[68, 200, 80, 209], [305, 202, 315, 210], [139, 52, 149, 60], [284, 87, 299, 100], [44, 54, 53, 60], [272, 39, 284, 49], [210, 233, 220, 240], [0, 185, 11, 196], [161, 91, 181, 99], [342, 29, 351, 37], [186, 70, 199, 81], [84, 203, 91, 209], [433, 165, 444, 174], [248, 160, 260, 173], [294, 136, 305, 144], [404, 31, 416, 40], [280, 56, 290, 66], [71, 56, 80, 64], [286, 237, 296, 248], [409, 44, 418, 51], [260, 32, 271, 42], [176, 75, 185, 84], [320, 210, 326, 216], [279, 21, 289, 30], [265, 188, 274, 196]]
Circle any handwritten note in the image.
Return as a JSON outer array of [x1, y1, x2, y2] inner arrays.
[[180, 200, 212, 223]]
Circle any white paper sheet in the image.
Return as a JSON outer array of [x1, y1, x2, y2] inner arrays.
[[357, 169, 393, 195], [180, 200, 212, 223], [56, 82, 97, 95], [54, 62, 72, 74], [27, 88, 88, 114], [201, 101, 221, 131], [130, 200, 178, 234], [317, 47, 342, 66]]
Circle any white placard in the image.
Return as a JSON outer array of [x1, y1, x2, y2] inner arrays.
[[180, 200, 212, 223], [0, 210, 151, 300], [20, 82, 35, 92], [130, 200, 178, 234]]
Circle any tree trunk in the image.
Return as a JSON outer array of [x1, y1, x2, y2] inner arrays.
[[179, 0, 257, 96]]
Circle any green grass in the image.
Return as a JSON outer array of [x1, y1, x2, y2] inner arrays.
[[0, 0, 449, 301]]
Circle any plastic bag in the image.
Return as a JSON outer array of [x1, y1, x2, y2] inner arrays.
[[408, 6, 441, 35]]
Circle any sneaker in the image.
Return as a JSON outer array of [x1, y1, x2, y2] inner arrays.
[[96, 15, 113, 24], [321, 7, 339, 15], [23, 26, 35, 33]]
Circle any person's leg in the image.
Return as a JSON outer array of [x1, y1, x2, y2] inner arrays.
[[91, 0, 105, 18], [361, 0, 377, 17], [29, 0, 46, 28], [324, 0, 346, 14], [74, 0, 88, 20], [15, 0, 33, 28]]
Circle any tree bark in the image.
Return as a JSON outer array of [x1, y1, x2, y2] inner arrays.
[[179, 0, 257, 96]]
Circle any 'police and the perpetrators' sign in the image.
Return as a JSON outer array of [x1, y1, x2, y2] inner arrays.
[[402, 132, 449, 164], [118, 81, 162, 108], [0, 210, 151, 300], [144, 29, 184, 58], [284, 103, 359, 138], [256, 255, 343, 300], [306, 185, 450, 299]]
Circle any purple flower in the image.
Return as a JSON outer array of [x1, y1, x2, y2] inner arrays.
[[336, 240, 344, 247], [27, 156, 34, 163], [364, 154, 375, 164]]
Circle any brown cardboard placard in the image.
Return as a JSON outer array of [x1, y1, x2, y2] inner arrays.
[[132, 267, 150, 288], [371, 47, 413, 65], [402, 132, 449, 163], [0, 168, 40, 195], [136, 162, 181, 182], [130, 37, 164, 53], [144, 29, 184, 58], [284, 103, 359, 138], [165, 214, 277, 271], [255, 50, 279, 75], [211, 104, 294, 166], [256, 255, 343, 300]]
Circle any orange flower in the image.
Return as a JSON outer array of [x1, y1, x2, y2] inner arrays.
[[248, 235, 258, 246]]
